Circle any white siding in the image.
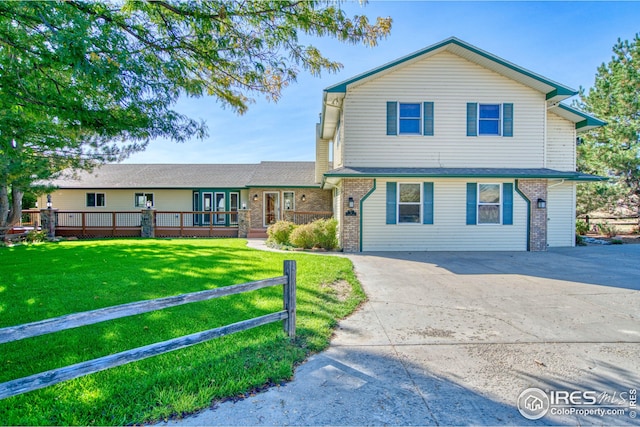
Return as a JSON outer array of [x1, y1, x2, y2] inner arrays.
[[547, 182, 576, 247], [47, 189, 193, 211], [343, 51, 546, 168], [546, 112, 576, 171], [362, 178, 528, 251]]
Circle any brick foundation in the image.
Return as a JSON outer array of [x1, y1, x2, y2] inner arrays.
[[340, 178, 375, 253], [517, 179, 548, 251]]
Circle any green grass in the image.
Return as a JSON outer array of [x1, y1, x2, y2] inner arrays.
[[0, 239, 365, 425]]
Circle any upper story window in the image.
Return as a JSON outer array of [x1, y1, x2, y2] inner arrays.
[[86, 192, 105, 207], [467, 103, 513, 137], [399, 103, 422, 135], [387, 101, 434, 136], [478, 104, 501, 135], [135, 193, 154, 208]]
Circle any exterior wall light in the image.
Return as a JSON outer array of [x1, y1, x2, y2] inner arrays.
[[301, 194, 306, 202], [253, 194, 258, 202], [348, 197, 354, 208], [46, 194, 52, 209], [537, 198, 546, 209], [146, 200, 152, 209]]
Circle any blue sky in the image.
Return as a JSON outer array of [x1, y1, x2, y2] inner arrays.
[[123, 1, 640, 165]]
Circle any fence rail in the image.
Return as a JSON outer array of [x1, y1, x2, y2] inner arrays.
[[0, 260, 296, 400], [578, 214, 639, 231]]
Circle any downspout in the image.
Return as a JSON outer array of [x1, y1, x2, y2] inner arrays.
[[359, 179, 377, 252], [514, 179, 531, 251], [548, 179, 565, 189]]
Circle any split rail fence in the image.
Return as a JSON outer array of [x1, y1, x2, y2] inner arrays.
[[0, 260, 296, 400]]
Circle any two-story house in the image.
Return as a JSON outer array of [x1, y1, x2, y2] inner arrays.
[[316, 37, 604, 252], [38, 37, 603, 251]]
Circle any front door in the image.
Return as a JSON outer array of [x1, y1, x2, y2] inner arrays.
[[263, 192, 279, 227]]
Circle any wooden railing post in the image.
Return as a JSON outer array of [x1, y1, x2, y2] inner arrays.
[[283, 260, 296, 338]]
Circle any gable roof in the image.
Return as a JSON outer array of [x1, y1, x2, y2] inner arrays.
[[47, 162, 319, 189], [320, 37, 581, 139], [325, 37, 576, 99]]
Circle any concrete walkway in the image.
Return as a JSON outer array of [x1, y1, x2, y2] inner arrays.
[[162, 243, 640, 426]]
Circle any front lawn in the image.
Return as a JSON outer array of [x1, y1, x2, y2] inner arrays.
[[0, 239, 364, 425]]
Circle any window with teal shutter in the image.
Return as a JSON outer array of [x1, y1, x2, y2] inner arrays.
[[502, 183, 513, 225], [503, 103, 513, 137], [466, 183, 477, 224], [386, 102, 398, 135], [423, 182, 434, 224], [386, 182, 397, 224], [423, 102, 434, 136], [467, 103, 478, 136]]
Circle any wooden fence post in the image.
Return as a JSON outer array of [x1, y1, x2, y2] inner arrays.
[[283, 260, 296, 338]]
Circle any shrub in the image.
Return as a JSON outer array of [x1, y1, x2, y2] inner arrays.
[[313, 218, 339, 250], [575, 234, 586, 246], [597, 221, 618, 238], [25, 230, 48, 243], [575, 219, 589, 235], [289, 223, 316, 249], [266, 220, 296, 245]]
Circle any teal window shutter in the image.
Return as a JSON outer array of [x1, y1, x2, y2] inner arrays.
[[466, 183, 477, 225], [423, 182, 434, 224], [386, 182, 397, 224], [467, 103, 477, 136], [503, 183, 513, 225], [503, 103, 513, 137], [423, 102, 434, 136], [387, 102, 398, 136]]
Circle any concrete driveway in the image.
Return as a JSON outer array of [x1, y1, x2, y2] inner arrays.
[[165, 244, 640, 426]]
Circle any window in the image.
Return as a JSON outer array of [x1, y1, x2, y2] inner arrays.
[[134, 193, 154, 208], [283, 191, 295, 210], [399, 103, 422, 135], [386, 101, 434, 136], [467, 103, 513, 137], [478, 104, 501, 135], [466, 183, 513, 225], [386, 182, 434, 225], [398, 183, 421, 223], [86, 192, 105, 207], [477, 184, 501, 224]]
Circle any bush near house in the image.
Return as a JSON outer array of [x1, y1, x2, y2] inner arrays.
[[268, 218, 339, 250], [266, 220, 296, 245]]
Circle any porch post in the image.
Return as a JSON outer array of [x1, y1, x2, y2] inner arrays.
[[40, 208, 58, 239], [141, 208, 155, 238], [238, 209, 250, 238]]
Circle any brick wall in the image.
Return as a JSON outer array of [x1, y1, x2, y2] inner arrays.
[[248, 188, 332, 229], [340, 178, 375, 253], [517, 179, 548, 251]]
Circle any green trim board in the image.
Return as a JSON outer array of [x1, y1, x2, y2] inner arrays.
[[359, 179, 377, 252], [514, 180, 531, 251], [324, 37, 576, 99], [325, 167, 605, 182], [556, 104, 607, 129]]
